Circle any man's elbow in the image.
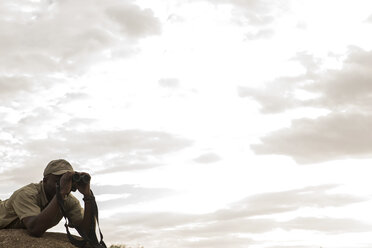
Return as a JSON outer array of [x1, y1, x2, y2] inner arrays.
[[22, 216, 46, 237], [24, 220, 46, 237], [27, 227, 45, 237]]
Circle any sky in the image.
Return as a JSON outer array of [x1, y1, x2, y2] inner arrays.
[[1, 0, 372, 247]]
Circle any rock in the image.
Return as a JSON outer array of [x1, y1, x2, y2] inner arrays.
[[0, 229, 87, 248]]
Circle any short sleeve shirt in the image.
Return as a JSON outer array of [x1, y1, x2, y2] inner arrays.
[[0, 181, 83, 229]]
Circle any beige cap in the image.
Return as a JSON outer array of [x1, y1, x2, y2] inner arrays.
[[43, 159, 74, 177]]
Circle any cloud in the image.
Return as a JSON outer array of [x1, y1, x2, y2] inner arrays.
[[240, 48, 372, 113], [0, 0, 161, 105], [0, 77, 36, 96], [105, 3, 161, 38], [193, 152, 221, 163], [283, 217, 372, 233], [102, 212, 266, 247], [304, 47, 372, 112], [0, 0, 160, 74], [25, 129, 192, 157], [245, 28, 275, 40], [158, 78, 180, 89], [0, 76, 56, 104], [172, 217, 372, 238], [205, 0, 288, 26], [366, 14, 372, 23], [241, 47, 372, 163], [100, 184, 370, 247], [180, 236, 255, 248], [238, 84, 301, 114], [106, 185, 355, 229], [210, 185, 365, 220], [264, 246, 319, 248], [93, 184, 176, 209], [251, 112, 372, 164], [96, 161, 164, 174], [188, 0, 288, 46], [0, 128, 192, 183], [238, 52, 321, 114]]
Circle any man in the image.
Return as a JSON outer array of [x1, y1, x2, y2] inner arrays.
[[0, 159, 95, 237]]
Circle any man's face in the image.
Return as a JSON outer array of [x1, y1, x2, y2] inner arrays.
[[43, 174, 62, 199]]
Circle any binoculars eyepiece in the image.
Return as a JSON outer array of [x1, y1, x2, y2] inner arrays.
[[72, 172, 91, 185]]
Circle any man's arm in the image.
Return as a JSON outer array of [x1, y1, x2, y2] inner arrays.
[[74, 173, 96, 238], [22, 195, 62, 237], [22, 172, 73, 237]]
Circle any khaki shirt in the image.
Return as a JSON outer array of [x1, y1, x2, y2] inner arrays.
[[0, 181, 83, 229]]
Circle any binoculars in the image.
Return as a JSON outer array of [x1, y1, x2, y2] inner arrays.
[[71, 173, 91, 192], [72, 172, 91, 185]]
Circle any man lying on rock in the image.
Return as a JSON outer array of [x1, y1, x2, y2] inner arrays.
[[0, 159, 95, 237]]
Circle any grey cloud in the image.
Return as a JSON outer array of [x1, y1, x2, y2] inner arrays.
[[283, 217, 372, 233], [99, 184, 369, 246], [0, 77, 34, 96], [106, 4, 161, 38], [106, 211, 197, 229], [240, 48, 372, 113], [366, 14, 372, 23], [241, 47, 372, 163], [303, 49, 372, 111], [251, 112, 372, 164], [61, 118, 98, 129], [1, 129, 192, 183], [102, 212, 261, 248], [158, 78, 180, 89], [24, 129, 193, 157], [238, 85, 300, 113], [0, 76, 54, 103], [1, 104, 192, 183], [96, 161, 164, 174], [190, 0, 289, 38], [105, 185, 356, 229], [210, 185, 365, 220], [0, 0, 161, 104], [291, 51, 323, 74], [264, 246, 318, 248], [59, 92, 91, 102], [216, 0, 287, 26], [179, 236, 255, 248], [238, 52, 320, 113], [175, 218, 276, 236], [0, 156, 63, 184], [3, 106, 65, 140], [173, 216, 372, 238], [94, 184, 176, 209], [193, 153, 221, 163]]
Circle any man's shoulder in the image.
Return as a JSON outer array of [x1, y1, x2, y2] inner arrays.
[[10, 182, 42, 201]]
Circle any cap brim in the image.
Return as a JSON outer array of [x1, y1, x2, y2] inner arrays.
[[51, 169, 74, 175]]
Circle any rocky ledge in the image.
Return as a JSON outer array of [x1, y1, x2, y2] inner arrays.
[[0, 229, 84, 248]]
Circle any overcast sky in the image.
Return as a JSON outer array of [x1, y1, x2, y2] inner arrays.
[[1, 0, 372, 247]]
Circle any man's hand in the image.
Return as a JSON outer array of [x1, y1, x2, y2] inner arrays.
[[76, 172, 92, 196], [60, 172, 73, 197]]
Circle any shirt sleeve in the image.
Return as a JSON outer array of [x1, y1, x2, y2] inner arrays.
[[11, 188, 41, 221], [64, 194, 84, 227]]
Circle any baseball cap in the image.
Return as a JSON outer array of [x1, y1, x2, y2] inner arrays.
[[43, 159, 74, 177]]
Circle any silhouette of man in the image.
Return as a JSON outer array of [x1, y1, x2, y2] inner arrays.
[[0, 159, 95, 237]]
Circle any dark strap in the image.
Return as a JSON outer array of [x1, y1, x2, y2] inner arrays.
[[56, 184, 107, 248]]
